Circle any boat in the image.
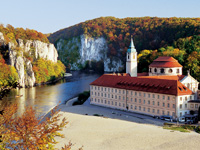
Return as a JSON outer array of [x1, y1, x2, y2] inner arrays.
[[15, 95, 23, 98], [64, 73, 72, 77]]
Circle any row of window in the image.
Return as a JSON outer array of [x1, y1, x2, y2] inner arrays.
[[91, 86, 176, 100], [91, 98, 175, 108], [91, 91, 174, 101], [91, 86, 126, 94], [179, 104, 187, 109], [179, 96, 193, 101], [190, 104, 200, 109], [91, 98, 174, 116], [149, 68, 180, 74], [183, 83, 198, 90], [180, 111, 188, 117]]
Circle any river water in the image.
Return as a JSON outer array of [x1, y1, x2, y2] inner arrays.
[[1, 71, 100, 117]]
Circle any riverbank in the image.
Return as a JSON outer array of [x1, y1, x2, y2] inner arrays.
[[54, 98, 200, 150], [34, 74, 66, 86]]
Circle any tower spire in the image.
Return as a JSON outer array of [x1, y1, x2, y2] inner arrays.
[[126, 35, 137, 77], [128, 36, 136, 53]]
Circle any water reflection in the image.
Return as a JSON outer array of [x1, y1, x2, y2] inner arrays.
[[1, 71, 100, 117]]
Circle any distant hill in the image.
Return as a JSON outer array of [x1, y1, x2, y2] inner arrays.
[[49, 17, 200, 53], [0, 24, 49, 44], [48, 17, 200, 81]]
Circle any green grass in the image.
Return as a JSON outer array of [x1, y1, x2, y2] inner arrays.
[[163, 126, 190, 132]]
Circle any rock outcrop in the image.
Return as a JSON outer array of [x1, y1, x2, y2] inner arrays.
[[17, 39, 58, 63], [56, 34, 124, 72], [0, 32, 5, 43], [0, 32, 58, 87]]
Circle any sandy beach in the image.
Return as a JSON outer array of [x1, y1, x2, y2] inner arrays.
[[55, 98, 200, 150]]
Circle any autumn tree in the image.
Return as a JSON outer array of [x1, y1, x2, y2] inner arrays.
[[0, 104, 70, 150]]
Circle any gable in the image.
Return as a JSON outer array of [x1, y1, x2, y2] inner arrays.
[[180, 75, 199, 84]]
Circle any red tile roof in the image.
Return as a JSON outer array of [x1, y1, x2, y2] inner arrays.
[[137, 72, 149, 76], [138, 75, 185, 81], [149, 56, 182, 68], [154, 56, 178, 62], [90, 74, 192, 96]]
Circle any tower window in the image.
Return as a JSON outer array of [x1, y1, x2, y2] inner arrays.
[[168, 69, 173, 73], [154, 68, 157, 73], [128, 54, 129, 59], [161, 68, 164, 73]]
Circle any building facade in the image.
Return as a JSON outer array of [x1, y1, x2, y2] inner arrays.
[[90, 38, 199, 119]]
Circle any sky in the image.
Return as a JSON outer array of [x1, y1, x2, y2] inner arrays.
[[0, 0, 200, 34]]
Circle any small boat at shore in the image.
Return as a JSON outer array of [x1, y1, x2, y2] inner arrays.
[[64, 73, 72, 77], [15, 95, 23, 98]]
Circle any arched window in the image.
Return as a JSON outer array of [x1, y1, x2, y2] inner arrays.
[[149, 68, 152, 73], [161, 68, 164, 73], [168, 69, 173, 73], [187, 83, 190, 89], [154, 68, 157, 73]]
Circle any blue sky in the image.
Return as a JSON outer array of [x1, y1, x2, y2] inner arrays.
[[0, 0, 199, 33]]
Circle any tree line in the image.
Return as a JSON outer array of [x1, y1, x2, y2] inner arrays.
[[48, 17, 200, 81]]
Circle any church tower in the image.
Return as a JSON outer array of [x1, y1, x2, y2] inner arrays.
[[126, 37, 137, 77]]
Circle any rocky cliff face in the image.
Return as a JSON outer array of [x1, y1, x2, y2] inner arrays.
[[0, 32, 58, 87], [56, 34, 123, 72], [16, 39, 58, 62]]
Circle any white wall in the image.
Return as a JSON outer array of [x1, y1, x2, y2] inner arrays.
[[149, 67, 182, 76]]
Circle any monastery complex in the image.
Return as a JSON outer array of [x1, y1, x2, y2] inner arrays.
[[90, 38, 200, 119]]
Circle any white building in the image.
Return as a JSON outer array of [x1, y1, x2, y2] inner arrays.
[[90, 37, 199, 119]]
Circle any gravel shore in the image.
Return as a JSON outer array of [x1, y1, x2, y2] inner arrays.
[[55, 98, 200, 150]]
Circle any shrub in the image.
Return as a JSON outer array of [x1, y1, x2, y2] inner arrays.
[[73, 91, 90, 105], [195, 126, 200, 133]]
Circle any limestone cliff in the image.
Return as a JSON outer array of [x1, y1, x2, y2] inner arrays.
[[56, 34, 123, 72], [0, 32, 58, 87]]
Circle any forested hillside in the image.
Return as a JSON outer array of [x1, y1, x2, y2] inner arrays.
[[0, 24, 49, 44], [49, 17, 200, 54], [0, 24, 65, 92], [49, 17, 200, 81]]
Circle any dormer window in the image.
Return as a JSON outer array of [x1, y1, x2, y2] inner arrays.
[[168, 69, 173, 73], [183, 87, 187, 91], [178, 87, 183, 91], [161, 68, 164, 73]]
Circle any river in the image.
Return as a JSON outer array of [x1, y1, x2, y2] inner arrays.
[[1, 71, 100, 117]]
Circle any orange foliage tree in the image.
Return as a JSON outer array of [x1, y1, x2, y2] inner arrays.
[[0, 24, 49, 44], [0, 104, 70, 150]]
